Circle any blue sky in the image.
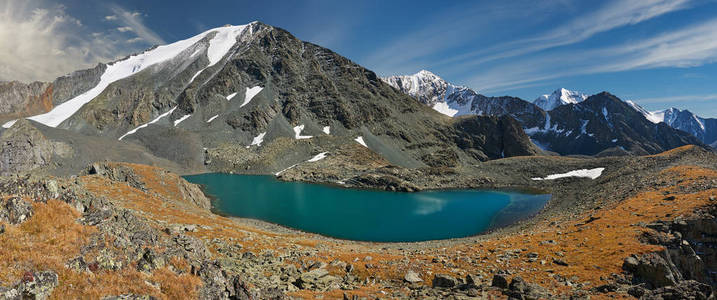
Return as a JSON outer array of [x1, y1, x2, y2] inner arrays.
[[2, 0, 717, 116]]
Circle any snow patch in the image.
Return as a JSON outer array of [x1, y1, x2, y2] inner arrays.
[[206, 25, 248, 67], [226, 92, 238, 101], [322, 126, 330, 135], [206, 115, 218, 123], [293, 125, 312, 139], [274, 164, 297, 176], [119, 107, 177, 140], [431, 102, 459, 117], [174, 114, 191, 126], [248, 132, 266, 147], [189, 70, 203, 84], [532, 167, 605, 181], [241, 86, 263, 107], [355, 136, 368, 147], [2, 120, 17, 129], [307, 152, 328, 162]]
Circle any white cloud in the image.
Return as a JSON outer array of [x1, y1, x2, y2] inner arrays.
[[126, 37, 143, 43], [0, 1, 163, 83], [116, 26, 133, 32]]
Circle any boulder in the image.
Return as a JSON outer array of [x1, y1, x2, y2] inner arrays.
[[491, 274, 509, 289], [622, 252, 680, 288], [432, 274, 458, 288], [404, 270, 423, 284]]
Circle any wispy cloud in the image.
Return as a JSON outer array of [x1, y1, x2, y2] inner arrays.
[[440, 0, 695, 68], [469, 16, 717, 92], [108, 4, 164, 45], [362, 0, 696, 78], [360, 1, 566, 76]]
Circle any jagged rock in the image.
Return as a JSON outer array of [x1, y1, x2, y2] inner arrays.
[[623, 252, 680, 288], [0, 119, 72, 176], [0, 197, 33, 224], [640, 280, 712, 300], [404, 270, 423, 283], [432, 274, 458, 288]]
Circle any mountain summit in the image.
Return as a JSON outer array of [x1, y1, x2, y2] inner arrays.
[[626, 101, 717, 146], [533, 88, 588, 111], [0, 22, 540, 177]]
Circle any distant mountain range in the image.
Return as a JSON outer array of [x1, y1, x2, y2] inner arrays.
[[383, 71, 705, 155], [626, 101, 717, 147]]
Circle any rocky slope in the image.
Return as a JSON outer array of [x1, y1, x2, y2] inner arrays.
[[0, 81, 53, 124]]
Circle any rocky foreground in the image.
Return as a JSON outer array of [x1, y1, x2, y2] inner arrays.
[[0, 146, 716, 299]]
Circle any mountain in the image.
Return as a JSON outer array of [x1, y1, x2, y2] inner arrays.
[[385, 71, 703, 156], [533, 88, 587, 111], [528, 92, 702, 155], [626, 101, 717, 147], [382, 70, 546, 128], [0, 22, 540, 177]]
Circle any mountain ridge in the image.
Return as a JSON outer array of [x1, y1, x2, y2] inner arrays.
[[0, 22, 541, 178], [384, 70, 704, 155]]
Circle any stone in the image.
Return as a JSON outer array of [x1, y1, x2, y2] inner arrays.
[[553, 258, 569, 266], [432, 274, 457, 288], [44, 180, 59, 198], [623, 256, 639, 270], [508, 276, 528, 293], [491, 274, 509, 289], [663, 195, 676, 201], [404, 270, 423, 283], [0, 224, 5, 234]]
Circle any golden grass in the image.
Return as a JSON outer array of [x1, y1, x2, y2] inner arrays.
[[8, 160, 707, 299]]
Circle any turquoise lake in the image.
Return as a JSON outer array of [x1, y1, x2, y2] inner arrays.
[[183, 174, 550, 242]]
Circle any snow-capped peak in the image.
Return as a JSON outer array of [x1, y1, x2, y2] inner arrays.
[[382, 70, 466, 106], [533, 88, 587, 111]]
